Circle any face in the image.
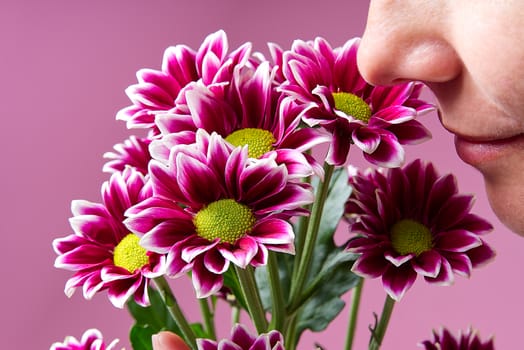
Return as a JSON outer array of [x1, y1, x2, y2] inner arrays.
[[357, 0, 524, 235]]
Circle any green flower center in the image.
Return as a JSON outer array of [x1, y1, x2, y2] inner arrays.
[[113, 234, 149, 273], [332, 92, 372, 123], [225, 128, 276, 158], [390, 219, 433, 256], [194, 199, 256, 244]]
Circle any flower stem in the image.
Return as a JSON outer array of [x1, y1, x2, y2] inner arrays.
[[345, 277, 364, 350], [234, 265, 268, 333], [198, 298, 216, 340], [153, 277, 197, 350], [288, 163, 334, 305], [267, 252, 286, 331], [231, 305, 241, 325], [369, 295, 396, 350]]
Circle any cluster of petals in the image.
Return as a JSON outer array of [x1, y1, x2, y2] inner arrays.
[[151, 61, 328, 179], [103, 135, 152, 175], [197, 324, 285, 350], [419, 327, 495, 350], [124, 130, 313, 298], [53, 168, 165, 308], [116, 30, 252, 133], [50, 328, 119, 350], [345, 159, 495, 300], [280, 37, 434, 167]]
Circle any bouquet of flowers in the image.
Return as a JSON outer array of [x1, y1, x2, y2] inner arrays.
[[51, 30, 496, 350]]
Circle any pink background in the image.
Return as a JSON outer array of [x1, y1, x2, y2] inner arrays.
[[2, 0, 523, 348]]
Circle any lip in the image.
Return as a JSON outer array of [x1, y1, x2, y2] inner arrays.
[[454, 133, 524, 167]]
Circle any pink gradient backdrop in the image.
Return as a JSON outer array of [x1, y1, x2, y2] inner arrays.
[[2, 0, 522, 348]]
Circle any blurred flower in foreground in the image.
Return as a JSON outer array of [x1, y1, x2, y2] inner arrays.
[[53, 168, 165, 308], [125, 130, 313, 298], [345, 159, 495, 300], [197, 324, 285, 350], [280, 37, 433, 167], [419, 327, 495, 350], [50, 328, 119, 350]]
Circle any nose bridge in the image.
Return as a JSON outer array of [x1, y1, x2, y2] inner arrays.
[[357, 1, 459, 86]]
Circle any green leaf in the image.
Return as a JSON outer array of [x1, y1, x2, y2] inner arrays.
[[256, 167, 359, 339], [129, 324, 155, 350], [127, 287, 179, 332]]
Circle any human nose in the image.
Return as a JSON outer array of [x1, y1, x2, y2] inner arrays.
[[357, 1, 462, 86]]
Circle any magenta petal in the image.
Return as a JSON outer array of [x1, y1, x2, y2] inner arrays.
[[197, 339, 218, 350], [435, 230, 482, 252], [352, 128, 381, 154], [351, 251, 388, 278], [192, 259, 224, 298], [203, 249, 230, 274], [363, 133, 405, 168], [250, 218, 294, 245], [412, 250, 442, 278], [425, 258, 454, 286], [382, 264, 417, 301], [384, 251, 414, 267], [467, 242, 496, 267], [445, 253, 473, 277], [218, 236, 258, 268], [107, 277, 142, 308], [230, 324, 257, 348]]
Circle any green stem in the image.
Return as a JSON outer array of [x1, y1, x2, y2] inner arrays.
[[153, 277, 197, 350], [231, 306, 241, 325], [284, 314, 299, 350], [234, 265, 268, 333], [267, 252, 286, 331], [288, 164, 334, 305], [198, 298, 216, 340], [345, 278, 364, 350], [369, 295, 396, 350]]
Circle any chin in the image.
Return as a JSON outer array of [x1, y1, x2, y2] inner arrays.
[[485, 180, 524, 237]]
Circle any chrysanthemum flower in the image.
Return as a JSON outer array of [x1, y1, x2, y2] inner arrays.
[[419, 327, 495, 350], [151, 62, 328, 179], [53, 168, 165, 308], [280, 37, 434, 167], [345, 159, 495, 300], [50, 328, 119, 350], [116, 30, 251, 133], [197, 324, 285, 350], [125, 130, 313, 298], [103, 135, 152, 175]]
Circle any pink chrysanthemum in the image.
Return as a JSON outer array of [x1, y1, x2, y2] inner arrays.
[[53, 168, 165, 308], [151, 62, 328, 179], [280, 37, 434, 167], [103, 135, 152, 175], [419, 327, 495, 350], [124, 130, 313, 298], [116, 30, 251, 133], [197, 324, 285, 350], [345, 159, 495, 300], [50, 328, 119, 350]]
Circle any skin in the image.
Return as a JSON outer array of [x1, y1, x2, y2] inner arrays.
[[152, 332, 190, 350], [357, 0, 524, 236]]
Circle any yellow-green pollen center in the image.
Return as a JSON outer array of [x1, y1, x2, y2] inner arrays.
[[225, 128, 276, 158], [113, 234, 149, 273], [332, 92, 372, 123], [390, 219, 433, 256], [194, 199, 256, 244]]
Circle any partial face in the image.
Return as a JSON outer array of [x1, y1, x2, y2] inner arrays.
[[357, 0, 524, 235]]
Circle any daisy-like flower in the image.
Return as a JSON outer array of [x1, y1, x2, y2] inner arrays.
[[280, 37, 434, 167], [53, 168, 165, 308], [345, 159, 495, 301], [50, 328, 119, 350], [151, 61, 328, 179], [116, 30, 252, 133], [125, 130, 313, 298], [103, 135, 152, 175], [419, 327, 495, 350], [197, 324, 285, 350]]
